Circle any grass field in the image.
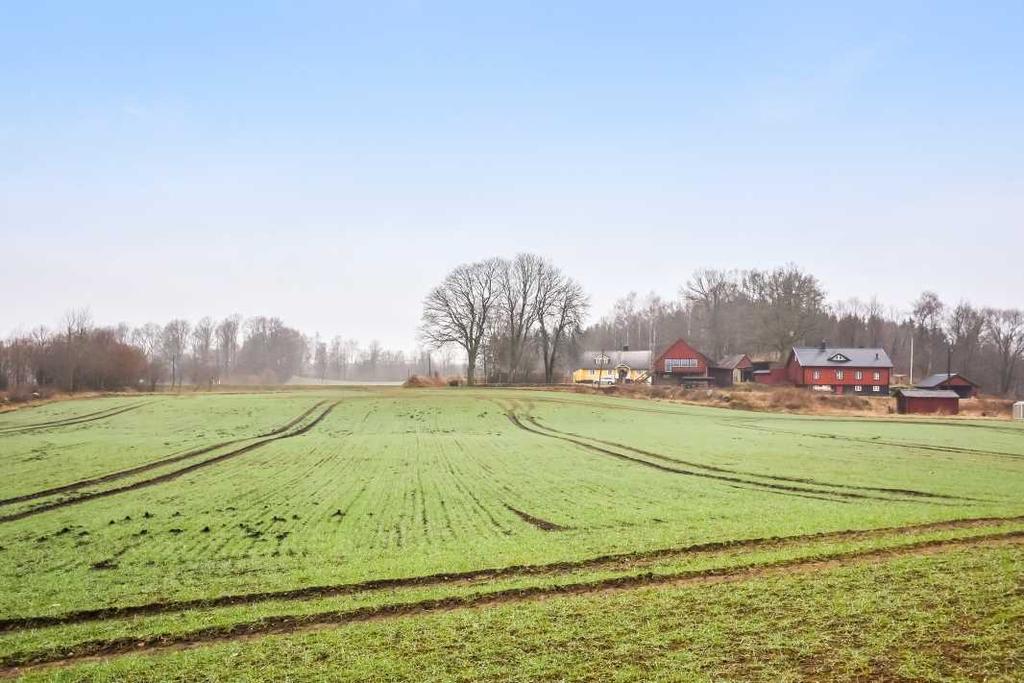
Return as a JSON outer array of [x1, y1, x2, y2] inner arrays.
[[0, 387, 1022, 680]]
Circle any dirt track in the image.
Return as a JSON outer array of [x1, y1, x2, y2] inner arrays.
[[0, 401, 339, 524], [0, 402, 153, 437], [500, 403, 953, 505], [2, 530, 1021, 675], [0, 401, 327, 508], [2, 513, 1022, 634]]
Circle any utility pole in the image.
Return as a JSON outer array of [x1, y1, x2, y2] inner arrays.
[[909, 334, 915, 385]]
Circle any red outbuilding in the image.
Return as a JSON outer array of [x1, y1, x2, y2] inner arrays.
[[894, 389, 960, 415], [785, 343, 893, 396], [914, 373, 979, 398]]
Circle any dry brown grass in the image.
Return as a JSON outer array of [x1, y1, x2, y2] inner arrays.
[[557, 382, 1016, 420], [402, 374, 452, 388]]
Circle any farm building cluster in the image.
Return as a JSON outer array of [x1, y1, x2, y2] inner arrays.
[[574, 338, 982, 415]]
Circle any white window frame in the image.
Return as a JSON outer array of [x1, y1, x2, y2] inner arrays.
[[872, 385, 880, 392], [854, 385, 863, 392], [855, 370, 863, 380], [665, 358, 698, 371], [873, 371, 881, 381], [836, 370, 844, 380], [813, 370, 821, 380]]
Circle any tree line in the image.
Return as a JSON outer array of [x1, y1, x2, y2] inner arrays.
[[583, 264, 1024, 397], [0, 311, 426, 395]]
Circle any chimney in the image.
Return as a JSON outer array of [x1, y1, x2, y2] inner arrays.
[[622, 344, 630, 352], [875, 352, 879, 360], [819, 339, 827, 352]]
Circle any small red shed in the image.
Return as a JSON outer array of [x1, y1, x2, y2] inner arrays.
[[894, 389, 960, 415], [914, 373, 979, 398]]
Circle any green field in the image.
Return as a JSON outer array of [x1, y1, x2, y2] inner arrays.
[[1, 388, 1022, 681]]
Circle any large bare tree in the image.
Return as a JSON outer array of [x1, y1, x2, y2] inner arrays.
[[420, 258, 502, 385], [984, 308, 1024, 395], [535, 264, 588, 384], [498, 253, 544, 382], [162, 319, 191, 389]]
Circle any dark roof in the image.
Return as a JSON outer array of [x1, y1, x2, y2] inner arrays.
[[577, 350, 652, 371], [894, 389, 960, 399], [915, 373, 977, 388], [715, 354, 748, 370], [791, 346, 893, 368]]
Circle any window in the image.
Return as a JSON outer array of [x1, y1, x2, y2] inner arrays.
[[836, 370, 844, 380], [813, 370, 821, 380], [872, 385, 880, 392], [665, 358, 697, 371], [873, 371, 881, 381], [855, 370, 863, 380], [854, 385, 863, 392]]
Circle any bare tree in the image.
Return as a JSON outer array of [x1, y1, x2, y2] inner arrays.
[[983, 308, 1024, 395], [162, 319, 191, 389], [684, 269, 740, 359], [216, 315, 241, 380], [190, 316, 215, 388], [535, 264, 588, 383], [497, 253, 544, 382], [743, 265, 826, 357], [132, 323, 165, 391], [420, 258, 502, 385], [947, 302, 985, 378]]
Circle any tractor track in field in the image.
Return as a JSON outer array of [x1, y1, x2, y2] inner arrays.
[[728, 421, 1024, 460], [0, 402, 340, 524], [0, 401, 328, 508], [503, 504, 568, 531], [3, 513, 1022, 633], [0, 402, 153, 437], [499, 404, 940, 504], [520, 413, 970, 502], [2, 530, 1022, 674]]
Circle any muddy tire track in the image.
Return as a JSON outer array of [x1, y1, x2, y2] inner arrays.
[[0, 402, 340, 525], [730, 421, 1024, 460], [523, 414, 968, 502], [0, 402, 153, 437], [499, 403, 922, 504], [0, 401, 327, 508], [2, 531, 1021, 673], [3, 513, 1022, 633], [504, 504, 567, 531]]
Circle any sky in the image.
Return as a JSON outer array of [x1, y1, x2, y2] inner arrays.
[[2, 1, 1022, 351]]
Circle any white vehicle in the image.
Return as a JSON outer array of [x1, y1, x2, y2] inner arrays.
[[596, 376, 616, 386]]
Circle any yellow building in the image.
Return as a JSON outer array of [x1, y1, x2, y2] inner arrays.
[[572, 349, 652, 384]]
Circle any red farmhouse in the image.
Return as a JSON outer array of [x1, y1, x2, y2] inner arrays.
[[652, 338, 715, 387], [785, 344, 893, 396]]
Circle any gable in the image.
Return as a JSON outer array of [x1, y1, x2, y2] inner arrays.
[[827, 353, 850, 363], [655, 338, 709, 369]]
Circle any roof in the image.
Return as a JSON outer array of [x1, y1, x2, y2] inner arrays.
[[577, 350, 652, 371], [915, 373, 977, 388], [790, 346, 893, 368], [893, 389, 960, 399], [715, 354, 749, 370]]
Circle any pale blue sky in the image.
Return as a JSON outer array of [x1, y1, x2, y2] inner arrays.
[[2, 2, 1022, 349]]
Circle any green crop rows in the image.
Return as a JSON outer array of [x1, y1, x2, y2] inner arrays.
[[1, 388, 1022, 680]]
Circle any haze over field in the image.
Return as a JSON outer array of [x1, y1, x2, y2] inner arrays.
[[3, 2, 1023, 350]]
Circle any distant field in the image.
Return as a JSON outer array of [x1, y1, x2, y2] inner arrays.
[[1, 388, 1022, 680]]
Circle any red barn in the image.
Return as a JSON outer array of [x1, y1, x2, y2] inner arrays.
[[914, 373, 978, 398], [785, 344, 893, 396], [894, 389, 960, 415], [652, 338, 715, 387]]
